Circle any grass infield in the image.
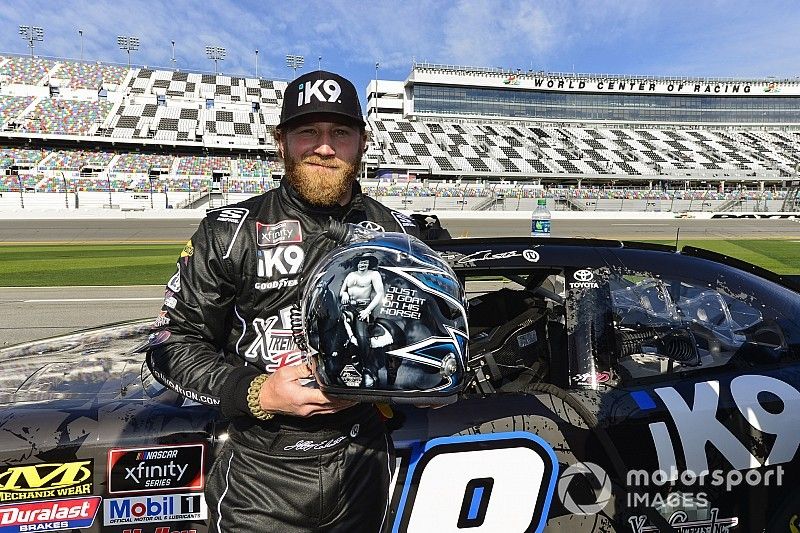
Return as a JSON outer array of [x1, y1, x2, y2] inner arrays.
[[0, 239, 798, 286], [0, 243, 183, 286]]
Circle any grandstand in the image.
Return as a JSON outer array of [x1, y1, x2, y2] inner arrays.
[[1, 54, 799, 212], [365, 64, 800, 186]]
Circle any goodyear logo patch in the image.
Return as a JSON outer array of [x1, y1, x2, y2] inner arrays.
[[0, 460, 94, 503]]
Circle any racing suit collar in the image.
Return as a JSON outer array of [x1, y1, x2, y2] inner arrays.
[[278, 176, 365, 218]]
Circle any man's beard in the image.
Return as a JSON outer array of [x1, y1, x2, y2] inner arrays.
[[284, 152, 361, 206]]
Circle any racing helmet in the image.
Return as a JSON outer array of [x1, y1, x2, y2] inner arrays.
[[300, 231, 469, 404]]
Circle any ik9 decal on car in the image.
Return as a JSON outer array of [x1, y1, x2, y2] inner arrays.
[[392, 432, 558, 533]]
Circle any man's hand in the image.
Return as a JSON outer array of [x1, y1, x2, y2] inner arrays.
[[340, 291, 350, 305], [259, 364, 355, 418], [358, 308, 371, 321]]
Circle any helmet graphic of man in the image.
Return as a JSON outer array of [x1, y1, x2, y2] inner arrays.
[[339, 253, 384, 386]]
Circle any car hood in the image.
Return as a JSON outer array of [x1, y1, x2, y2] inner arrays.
[[0, 321, 153, 405]]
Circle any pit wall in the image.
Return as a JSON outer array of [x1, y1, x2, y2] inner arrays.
[[1, 206, 798, 221]]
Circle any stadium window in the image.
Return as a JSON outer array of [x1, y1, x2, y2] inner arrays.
[[49, 85, 60, 97], [157, 94, 166, 106], [252, 101, 260, 112], [98, 88, 108, 99], [206, 98, 214, 109]]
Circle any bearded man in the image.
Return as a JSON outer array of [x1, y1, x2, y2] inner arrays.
[[147, 70, 419, 532]]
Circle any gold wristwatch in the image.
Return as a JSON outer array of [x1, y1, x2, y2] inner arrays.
[[247, 374, 274, 421]]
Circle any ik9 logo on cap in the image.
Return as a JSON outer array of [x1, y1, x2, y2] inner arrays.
[[297, 80, 342, 106]]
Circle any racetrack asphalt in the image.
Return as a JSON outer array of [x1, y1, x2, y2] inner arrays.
[[3, 216, 800, 347]]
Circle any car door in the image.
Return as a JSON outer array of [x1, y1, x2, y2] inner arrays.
[[595, 248, 800, 531]]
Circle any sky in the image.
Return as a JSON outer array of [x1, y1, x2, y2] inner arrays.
[[1, 0, 799, 104]]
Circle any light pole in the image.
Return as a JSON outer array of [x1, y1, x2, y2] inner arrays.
[[318, 56, 321, 70], [117, 35, 140, 67], [205, 46, 226, 74], [171, 40, 176, 70], [255, 49, 259, 78], [18, 25, 44, 58], [107, 174, 113, 208], [61, 172, 68, 208], [149, 176, 155, 208], [374, 62, 379, 118], [78, 29, 84, 60], [16, 173, 24, 209], [286, 54, 304, 75]]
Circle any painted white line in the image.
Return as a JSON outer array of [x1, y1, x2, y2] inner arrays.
[[610, 223, 671, 226], [25, 297, 162, 303]]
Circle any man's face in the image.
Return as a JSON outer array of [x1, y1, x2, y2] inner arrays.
[[357, 259, 369, 272], [278, 119, 366, 206]]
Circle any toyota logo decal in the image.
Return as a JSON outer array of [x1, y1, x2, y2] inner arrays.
[[357, 221, 385, 232], [574, 269, 594, 282]]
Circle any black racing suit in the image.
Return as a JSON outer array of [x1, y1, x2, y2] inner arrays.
[[147, 178, 420, 532]]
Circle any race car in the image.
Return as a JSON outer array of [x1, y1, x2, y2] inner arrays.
[[1, 236, 799, 533]]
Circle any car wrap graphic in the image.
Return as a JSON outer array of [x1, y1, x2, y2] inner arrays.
[[1, 237, 799, 532]]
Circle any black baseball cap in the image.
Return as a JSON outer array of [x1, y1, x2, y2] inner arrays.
[[278, 70, 366, 129]]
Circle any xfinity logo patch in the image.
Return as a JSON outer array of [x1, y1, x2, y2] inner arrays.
[[256, 220, 302, 247], [297, 79, 342, 106], [108, 444, 204, 495]]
